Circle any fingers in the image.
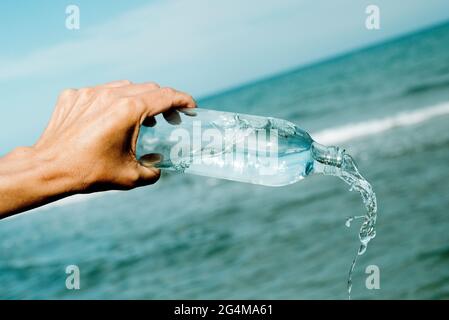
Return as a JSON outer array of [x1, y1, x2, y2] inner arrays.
[[137, 87, 196, 119], [95, 80, 159, 95], [163, 109, 182, 125], [115, 82, 161, 96], [142, 116, 157, 127], [143, 109, 185, 128], [98, 80, 132, 88], [179, 108, 197, 117], [63, 80, 157, 96]]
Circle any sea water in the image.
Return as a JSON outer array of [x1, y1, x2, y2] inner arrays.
[[137, 108, 377, 298], [3, 23, 449, 300]]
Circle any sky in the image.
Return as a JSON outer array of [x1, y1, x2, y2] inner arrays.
[[0, 0, 449, 153]]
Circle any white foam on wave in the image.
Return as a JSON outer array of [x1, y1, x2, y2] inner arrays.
[[312, 102, 449, 145]]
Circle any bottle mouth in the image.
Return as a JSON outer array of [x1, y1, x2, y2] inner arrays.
[[311, 142, 344, 167]]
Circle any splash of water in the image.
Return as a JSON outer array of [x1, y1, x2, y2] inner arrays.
[[312, 146, 377, 299], [338, 154, 377, 299]]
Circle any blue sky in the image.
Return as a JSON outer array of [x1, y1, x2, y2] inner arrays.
[[1, 0, 449, 154]]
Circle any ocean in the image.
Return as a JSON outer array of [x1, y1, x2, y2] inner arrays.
[[1, 22, 449, 299]]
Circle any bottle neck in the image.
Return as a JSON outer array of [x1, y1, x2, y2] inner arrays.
[[311, 142, 345, 175]]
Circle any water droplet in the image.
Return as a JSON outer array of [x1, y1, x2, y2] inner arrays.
[[345, 218, 352, 228]]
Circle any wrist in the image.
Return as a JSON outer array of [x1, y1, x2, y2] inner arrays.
[[26, 145, 82, 196], [32, 140, 106, 194], [0, 145, 81, 216]]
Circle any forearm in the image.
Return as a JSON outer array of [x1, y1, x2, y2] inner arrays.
[[0, 147, 78, 219]]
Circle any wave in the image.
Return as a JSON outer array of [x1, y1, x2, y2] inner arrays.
[[404, 78, 449, 95], [312, 101, 449, 145]]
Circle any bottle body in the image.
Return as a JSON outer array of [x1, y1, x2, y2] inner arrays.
[[136, 108, 339, 186]]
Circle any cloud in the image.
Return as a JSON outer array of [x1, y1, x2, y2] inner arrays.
[[0, 0, 448, 95], [1, 0, 366, 95], [0, 1, 306, 86]]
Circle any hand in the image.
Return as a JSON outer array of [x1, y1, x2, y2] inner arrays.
[[35, 80, 196, 192], [0, 80, 196, 218]]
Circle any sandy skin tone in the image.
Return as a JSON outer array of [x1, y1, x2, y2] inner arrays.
[[0, 80, 196, 219]]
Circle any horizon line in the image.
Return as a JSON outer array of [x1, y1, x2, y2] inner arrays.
[[198, 18, 449, 103]]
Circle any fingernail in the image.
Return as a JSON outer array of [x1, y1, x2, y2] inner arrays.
[[139, 153, 163, 167]]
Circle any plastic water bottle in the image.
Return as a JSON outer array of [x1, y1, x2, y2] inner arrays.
[[136, 108, 344, 186]]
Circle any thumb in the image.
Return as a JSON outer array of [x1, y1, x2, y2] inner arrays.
[[135, 153, 163, 186], [136, 164, 161, 186]]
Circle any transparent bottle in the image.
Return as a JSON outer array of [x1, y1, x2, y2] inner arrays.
[[136, 108, 344, 186]]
